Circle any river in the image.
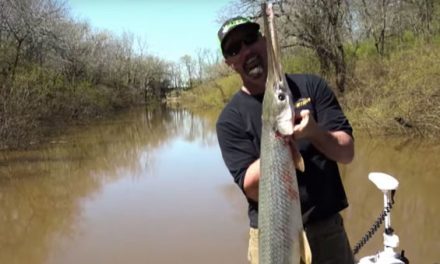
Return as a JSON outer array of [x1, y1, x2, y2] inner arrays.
[[0, 105, 439, 264]]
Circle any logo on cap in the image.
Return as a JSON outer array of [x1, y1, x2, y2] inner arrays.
[[222, 18, 249, 35]]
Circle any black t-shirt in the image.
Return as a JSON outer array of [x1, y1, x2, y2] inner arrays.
[[216, 74, 353, 228]]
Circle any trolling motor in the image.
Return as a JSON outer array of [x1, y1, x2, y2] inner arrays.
[[356, 172, 409, 264]]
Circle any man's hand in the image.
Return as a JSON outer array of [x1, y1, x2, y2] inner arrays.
[[293, 110, 319, 140], [292, 109, 354, 164], [243, 109, 354, 202]]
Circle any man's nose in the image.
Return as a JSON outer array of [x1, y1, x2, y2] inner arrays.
[[239, 41, 253, 56]]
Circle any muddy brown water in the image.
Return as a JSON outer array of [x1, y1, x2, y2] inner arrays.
[[1, 106, 439, 264]]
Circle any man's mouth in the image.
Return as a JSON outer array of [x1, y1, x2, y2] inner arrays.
[[244, 55, 264, 78]]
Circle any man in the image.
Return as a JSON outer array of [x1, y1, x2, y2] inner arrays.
[[216, 16, 355, 264]]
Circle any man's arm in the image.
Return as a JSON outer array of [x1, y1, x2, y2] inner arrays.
[[243, 159, 260, 202], [243, 112, 353, 203], [243, 107, 354, 203], [216, 108, 262, 202], [294, 75, 354, 163]]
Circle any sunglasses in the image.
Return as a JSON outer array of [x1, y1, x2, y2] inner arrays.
[[223, 32, 260, 58]]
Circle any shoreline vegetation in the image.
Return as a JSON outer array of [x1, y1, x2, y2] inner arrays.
[[1, 0, 439, 150], [180, 37, 440, 141]]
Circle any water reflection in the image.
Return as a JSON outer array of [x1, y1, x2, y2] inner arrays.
[[0, 105, 248, 264], [0, 105, 439, 264], [342, 136, 440, 263]]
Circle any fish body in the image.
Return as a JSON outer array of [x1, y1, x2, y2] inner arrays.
[[258, 3, 309, 264]]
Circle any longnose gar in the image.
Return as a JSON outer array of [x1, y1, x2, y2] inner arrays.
[[258, 2, 311, 264]]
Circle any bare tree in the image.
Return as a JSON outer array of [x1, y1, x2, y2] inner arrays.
[[0, 0, 66, 81], [195, 48, 225, 81], [180, 55, 195, 89], [56, 20, 93, 85], [358, 0, 395, 56], [168, 62, 183, 91], [403, 0, 437, 36], [223, 0, 350, 93], [286, 0, 349, 92]]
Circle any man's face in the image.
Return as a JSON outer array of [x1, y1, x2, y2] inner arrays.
[[223, 27, 268, 89]]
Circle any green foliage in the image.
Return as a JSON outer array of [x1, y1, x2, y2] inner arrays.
[[282, 48, 320, 74], [1, 0, 439, 148], [181, 35, 440, 139], [432, 34, 440, 45], [179, 74, 241, 110], [402, 31, 416, 43], [0, 0, 171, 148], [0, 63, 141, 148], [350, 40, 379, 59], [345, 40, 440, 138], [180, 47, 321, 110]]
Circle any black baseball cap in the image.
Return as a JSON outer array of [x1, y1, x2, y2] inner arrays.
[[218, 16, 260, 51]]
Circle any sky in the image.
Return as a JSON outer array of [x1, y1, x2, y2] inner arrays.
[[67, 0, 232, 62]]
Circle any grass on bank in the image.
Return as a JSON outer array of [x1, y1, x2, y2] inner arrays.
[[179, 74, 242, 109], [345, 37, 440, 138], [0, 66, 139, 149], [180, 36, 440, 139], [179, 48, 321, 110]]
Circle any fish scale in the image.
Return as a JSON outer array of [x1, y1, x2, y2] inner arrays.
[[258, 2, 307, 264], [259, 129, 302, 264]]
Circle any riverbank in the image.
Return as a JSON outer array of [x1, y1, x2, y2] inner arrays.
[[179, 39, 440, 139], [2, 38, 439, 150]]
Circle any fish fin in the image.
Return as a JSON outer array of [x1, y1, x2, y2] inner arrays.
[[290, 140, 305, 172], [302, 206, 315, 224], [300, 230, 312, 264]]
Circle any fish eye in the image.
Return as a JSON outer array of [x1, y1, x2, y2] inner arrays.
[[278, 93, 286, 101]]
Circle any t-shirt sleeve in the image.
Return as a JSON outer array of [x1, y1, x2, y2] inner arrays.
[[216, 108, 259, 191], [310, 75, 353, 137]]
